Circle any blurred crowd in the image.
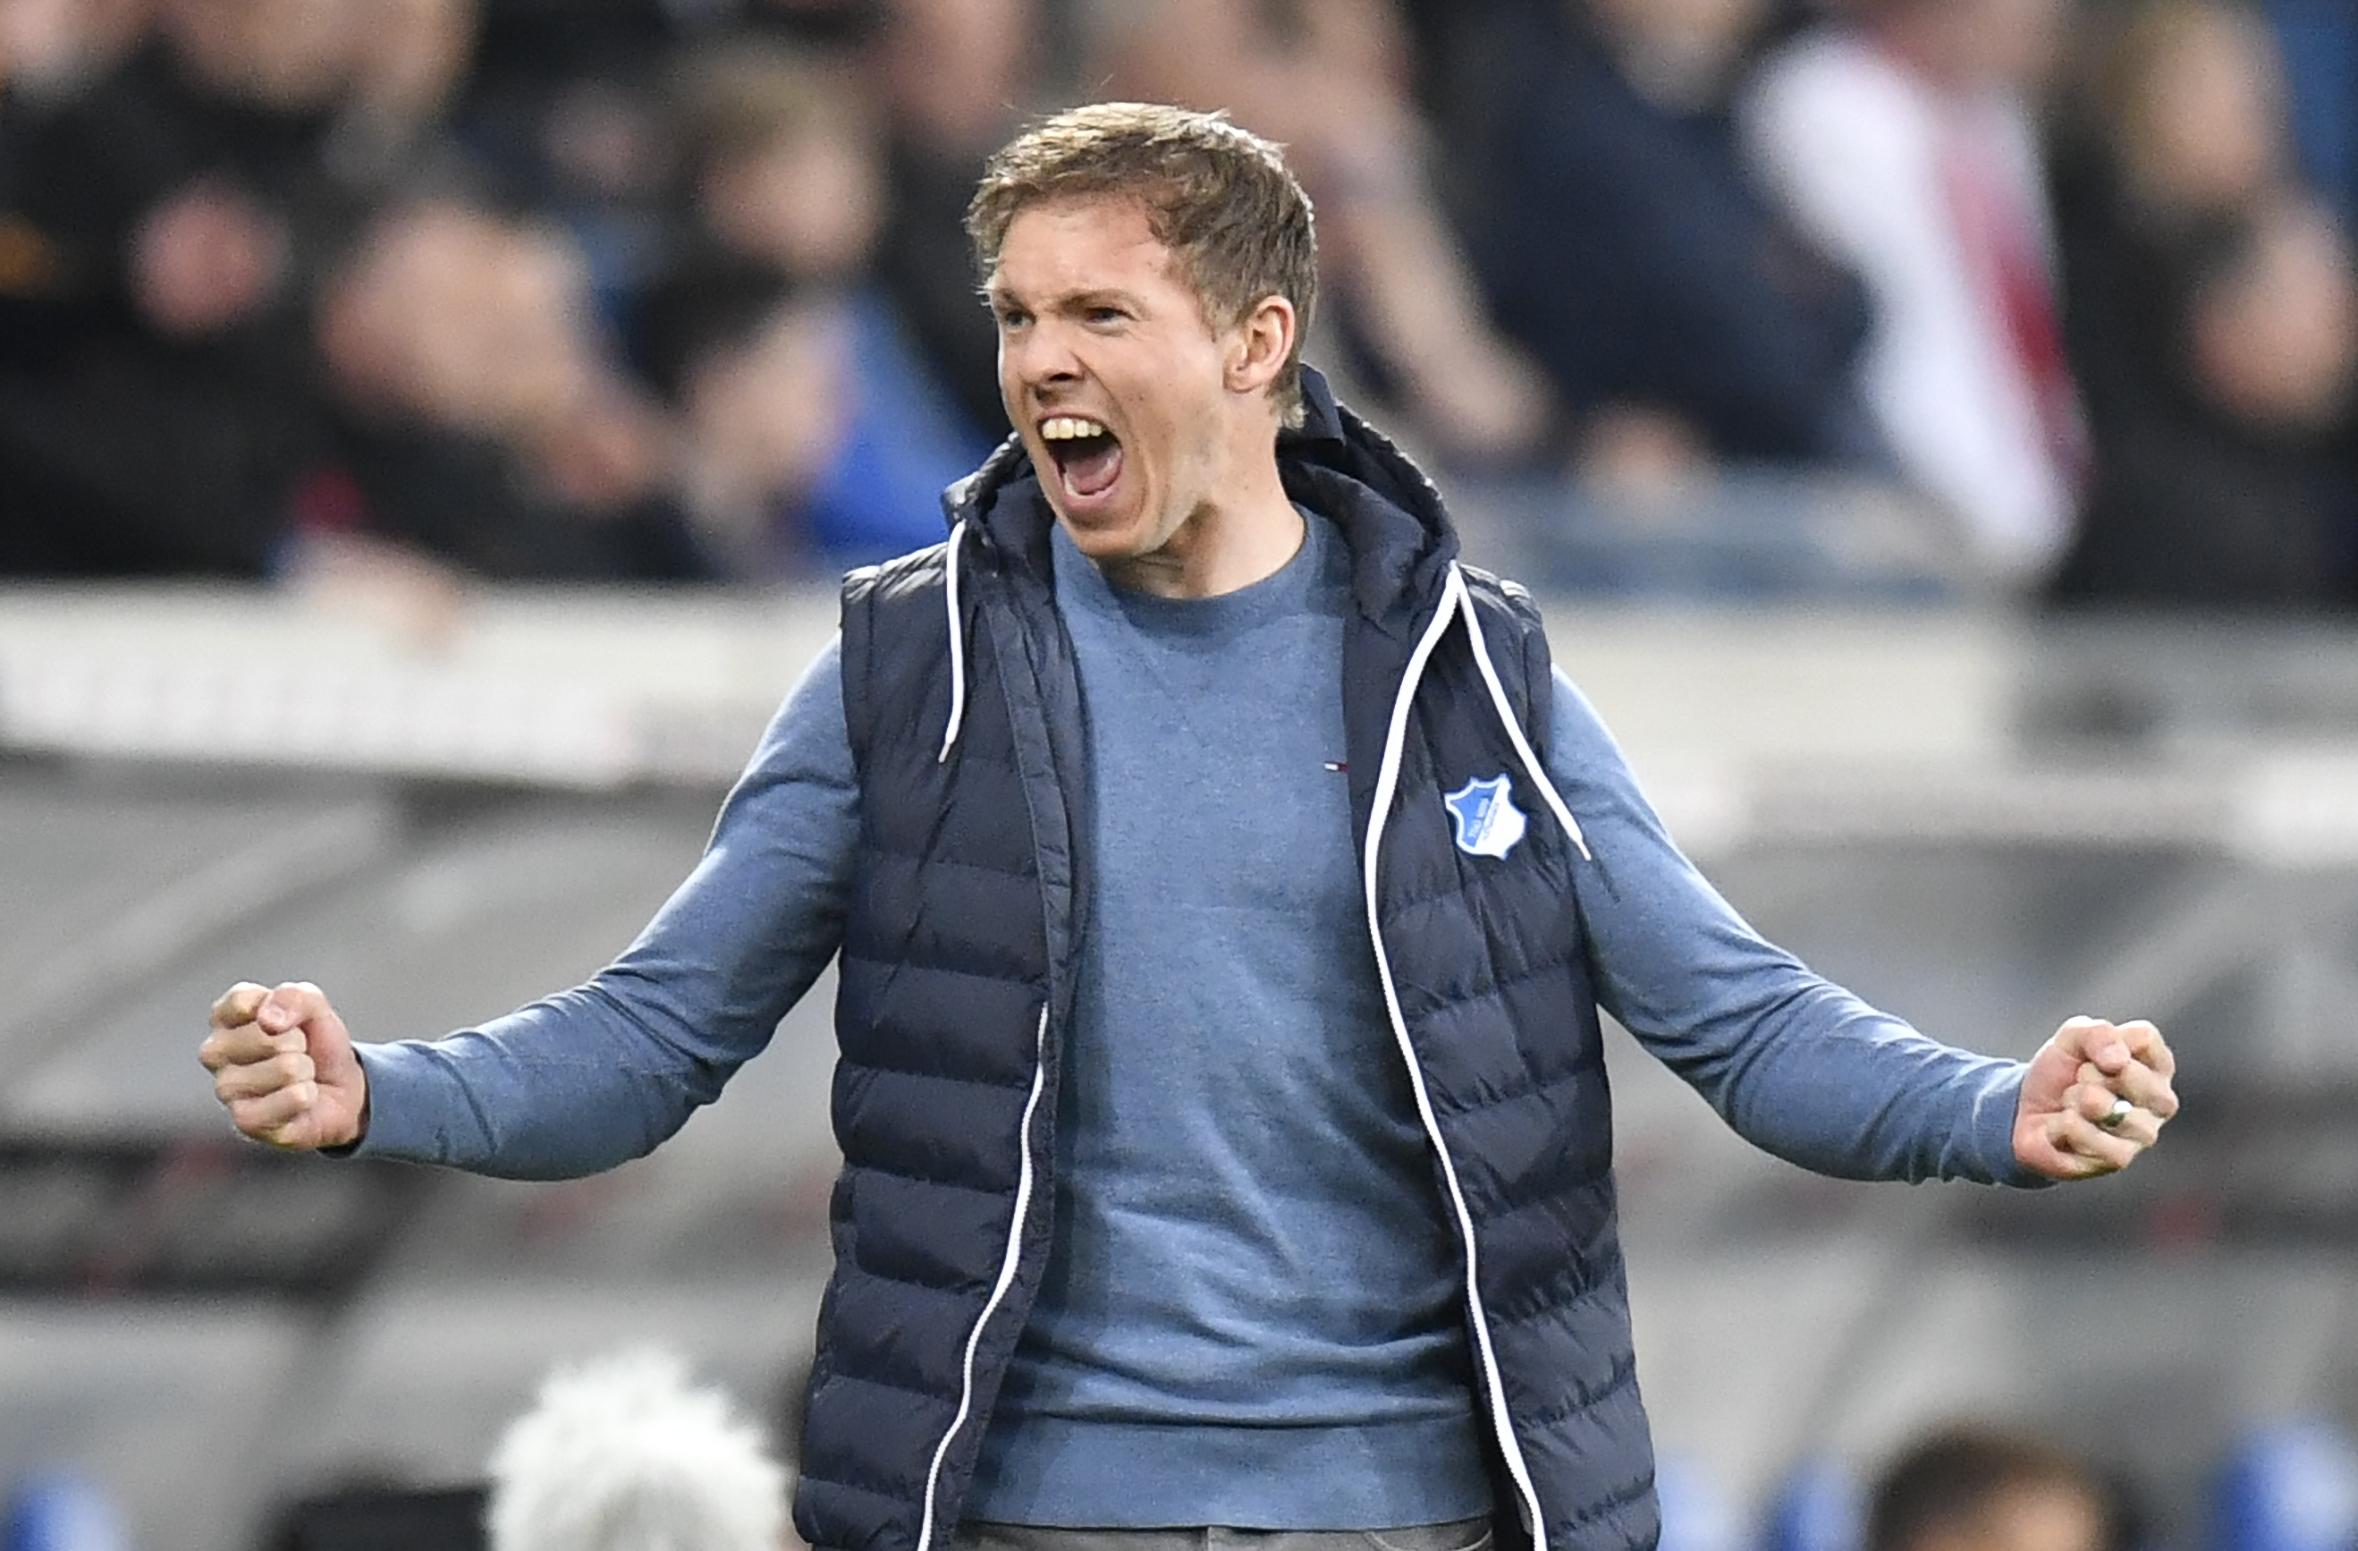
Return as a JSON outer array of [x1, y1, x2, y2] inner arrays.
[[1, 0, 2353, 608], [252, 1346, 2173, 1551]]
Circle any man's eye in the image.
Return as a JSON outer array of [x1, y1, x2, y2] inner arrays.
[[1086, 307, 1124, 326], [997, 309, 1030, 329]]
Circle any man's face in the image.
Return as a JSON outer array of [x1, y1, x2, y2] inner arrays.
[[989, 196, 1251, 569]]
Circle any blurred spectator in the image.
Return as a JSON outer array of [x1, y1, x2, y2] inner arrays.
[[2047, 0, 2358, 608], [1742, 0, 2084, 582], [644, 41, 992, 571], [447, 2, 878, 308], [302, 197, 702, 584], [1085, 0, 1556, 465], [2074, 0, 2287, 224], [0, 0, 473, 577], [0, 0, 148, 102], [342, 0, 475, 174], [1864, 1428, 2116, 1551], [870, 0, 1048, 444], [454, 0, 685, 308], [1445, 0, 1878, 478], [0, 0, 311, 575], [485, 1347, 789, 1551], [673, 43, 881, 283], [629, 254, 971, 574], [10, 0, 2354, 603], [144, 0, 471, 199], [256, 1349, 798, 1551]]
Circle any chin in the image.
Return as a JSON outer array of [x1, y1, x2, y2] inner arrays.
[[1051, 501, 1164, 561]]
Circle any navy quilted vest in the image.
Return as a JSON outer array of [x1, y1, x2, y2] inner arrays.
[[795, 370, 1660, 1551]]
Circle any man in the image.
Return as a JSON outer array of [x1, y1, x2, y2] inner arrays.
[[1864, 1429, 2114, 1551], [1451, 0, 1879, 468], [1740, 0, 2083, 581], [200, 103, 2179, 1551]]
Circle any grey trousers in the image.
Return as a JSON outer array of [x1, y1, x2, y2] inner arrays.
[[952, 1518, 1495, 1551]]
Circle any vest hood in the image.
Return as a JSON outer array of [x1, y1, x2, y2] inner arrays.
[[937, 365, 1461, 635]]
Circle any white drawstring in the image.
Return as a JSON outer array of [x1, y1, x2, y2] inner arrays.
[[1449, 564, 1591, 861], [938, 519, 970, 763]]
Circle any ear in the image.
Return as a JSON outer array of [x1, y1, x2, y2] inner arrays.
[[1223, 294, 1296, 401]]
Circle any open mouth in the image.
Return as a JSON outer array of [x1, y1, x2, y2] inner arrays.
[[1040, 414, 1124, 505]]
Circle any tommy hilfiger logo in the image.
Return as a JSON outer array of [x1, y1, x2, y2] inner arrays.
[[1444, 775, 1526, 859]]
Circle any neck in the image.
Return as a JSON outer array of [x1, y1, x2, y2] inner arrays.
[[1100, 447, 1304, 599]]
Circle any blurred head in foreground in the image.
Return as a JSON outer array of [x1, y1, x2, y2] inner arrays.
[[1867, 1428, 2110, 1551], [486, 1348, 790, 1551]]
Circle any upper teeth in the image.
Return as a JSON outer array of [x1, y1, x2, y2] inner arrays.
[[1041, 416, 1108, 441]]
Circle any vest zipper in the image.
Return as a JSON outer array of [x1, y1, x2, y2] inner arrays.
[[913, 1003, 1051, 1551], [1362, 564, 1551, 1551]]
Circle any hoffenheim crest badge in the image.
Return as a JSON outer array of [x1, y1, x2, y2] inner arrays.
[[1444, 774, 1527, 859]]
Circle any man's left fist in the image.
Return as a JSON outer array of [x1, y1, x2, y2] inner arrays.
[[2013, 1016, 2179, 1181]]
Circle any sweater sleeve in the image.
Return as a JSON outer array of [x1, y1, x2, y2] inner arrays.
[[340, 636, 860, 1178], [1543, 665, 2041, 1186]]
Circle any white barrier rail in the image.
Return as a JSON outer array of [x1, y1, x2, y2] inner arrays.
[[6, 585, 2358, 863]]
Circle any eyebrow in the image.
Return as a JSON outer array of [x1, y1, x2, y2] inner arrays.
[[981, 284, 1147, 313]]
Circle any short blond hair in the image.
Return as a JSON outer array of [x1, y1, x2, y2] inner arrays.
[[966, 101, 1319, 425]]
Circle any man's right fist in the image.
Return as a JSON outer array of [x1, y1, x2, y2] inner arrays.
[[199, 981, 369, 1151]]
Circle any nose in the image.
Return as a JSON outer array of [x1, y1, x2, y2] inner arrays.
[[1004, 320, 1084, 406]]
